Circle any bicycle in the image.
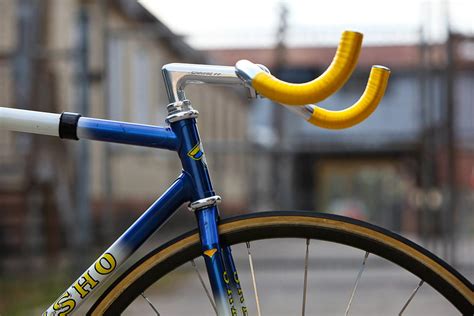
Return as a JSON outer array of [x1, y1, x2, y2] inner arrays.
[[0, 30, 472, 315]]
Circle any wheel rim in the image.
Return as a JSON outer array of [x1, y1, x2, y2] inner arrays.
[[90, 212, 473, 315]]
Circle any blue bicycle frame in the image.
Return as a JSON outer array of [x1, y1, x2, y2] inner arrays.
[[44, 115, 246, 315]]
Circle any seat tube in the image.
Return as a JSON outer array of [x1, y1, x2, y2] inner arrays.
[[169, 105, 239, 316]]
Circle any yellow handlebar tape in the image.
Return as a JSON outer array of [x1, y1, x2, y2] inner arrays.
[[308, 66, 391, 129], [251, 31, 363, 106]]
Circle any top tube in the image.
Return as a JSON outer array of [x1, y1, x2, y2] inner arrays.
[[77, 117, 179, 151]]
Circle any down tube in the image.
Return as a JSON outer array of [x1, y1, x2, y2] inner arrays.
[[43, 173, 192, 316]]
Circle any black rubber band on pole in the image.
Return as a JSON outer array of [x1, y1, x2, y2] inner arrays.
[[59, 112, 82, 140]]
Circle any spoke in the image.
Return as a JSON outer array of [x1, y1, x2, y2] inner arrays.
[[302, 238, 310, 316], [247, 242, 262, 316], [345, 251, 369, 316], [191, 259, 218, 315], [398, 280, 424, 315], [140, 293, 160, 316]]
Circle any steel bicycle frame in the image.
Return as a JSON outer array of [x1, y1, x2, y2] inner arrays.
[[44, 116, 246, 315], [5, 52, 391, 314]]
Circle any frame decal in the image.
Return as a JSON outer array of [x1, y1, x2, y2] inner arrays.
[[188, 142, 204, 160], [204, 248, 218, 258], [44, 173, 192, 315]]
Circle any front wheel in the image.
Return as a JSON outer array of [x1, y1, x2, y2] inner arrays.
[[89, 211, 473, 315]]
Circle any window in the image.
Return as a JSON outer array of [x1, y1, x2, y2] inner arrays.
[[107, 38, 124, 121], [131, 48, 150, 124]]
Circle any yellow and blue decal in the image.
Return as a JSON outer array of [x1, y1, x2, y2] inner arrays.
[[188, 142, 204, 160]]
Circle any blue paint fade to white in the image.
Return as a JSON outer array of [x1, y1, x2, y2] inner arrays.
[[139, 0, 473, 48]]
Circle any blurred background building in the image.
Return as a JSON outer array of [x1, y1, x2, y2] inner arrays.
[[0, 0, 472, 314], [0, 0, 250, 271]]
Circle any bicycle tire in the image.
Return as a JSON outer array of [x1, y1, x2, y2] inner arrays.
[[89, 211, 473, 315]]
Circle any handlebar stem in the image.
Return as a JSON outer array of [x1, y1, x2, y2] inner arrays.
[[161, 63, 256, 103]]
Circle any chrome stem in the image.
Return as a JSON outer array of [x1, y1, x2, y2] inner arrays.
[[162, 63, 251, 103]]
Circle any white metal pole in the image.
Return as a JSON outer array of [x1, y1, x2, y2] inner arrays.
[[0, 107, 60, 136]]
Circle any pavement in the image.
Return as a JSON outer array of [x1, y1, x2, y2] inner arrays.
[[121, 239, 471, 316]]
